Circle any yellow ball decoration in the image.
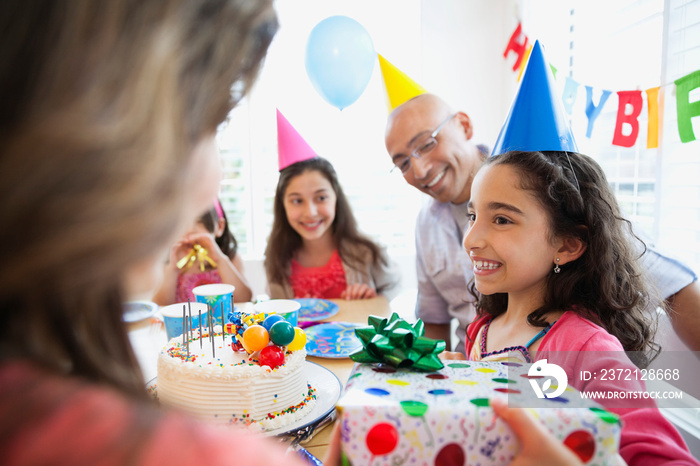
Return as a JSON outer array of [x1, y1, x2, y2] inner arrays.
[[287, 327, 307, 352]]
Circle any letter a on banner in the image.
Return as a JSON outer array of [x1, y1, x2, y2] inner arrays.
[[612, 91, 643, 147]]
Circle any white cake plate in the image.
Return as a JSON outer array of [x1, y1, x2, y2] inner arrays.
[[145, 361, 342, 437], [265, 361, 341, 436]]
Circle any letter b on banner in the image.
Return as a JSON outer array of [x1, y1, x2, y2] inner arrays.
[[612, 91, 643, 147]]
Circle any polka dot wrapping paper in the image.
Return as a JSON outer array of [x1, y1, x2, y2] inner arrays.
[[337, 361, 621, 466]]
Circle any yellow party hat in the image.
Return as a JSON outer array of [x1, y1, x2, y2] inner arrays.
[[378, 54, 426, 112]]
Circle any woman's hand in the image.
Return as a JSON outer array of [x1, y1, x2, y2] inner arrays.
[[439, 351, 467, 361], [340, 283, 377, 300], [490, 398, 584, 466]]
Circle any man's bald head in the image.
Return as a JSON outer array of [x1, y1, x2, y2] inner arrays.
[[384, 93, 484, 205], [385, 94, 453, 140]]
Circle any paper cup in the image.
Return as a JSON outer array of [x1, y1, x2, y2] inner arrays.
[[160, 302, 209, 340], [253, 299, 301, 327], [192, 283, 235, 326]]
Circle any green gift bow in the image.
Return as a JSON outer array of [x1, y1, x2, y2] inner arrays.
[[349, 312, 446, 371]]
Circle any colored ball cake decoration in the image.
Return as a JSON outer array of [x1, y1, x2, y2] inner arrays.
[[226, 309, 307, 368], [269, 320, 296, 346], [259, 345, 286, 369]]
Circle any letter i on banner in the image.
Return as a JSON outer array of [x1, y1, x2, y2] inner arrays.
[[674, 70, 700, 143], [612, 90, 643, 147], [503, 22, 529, 71], [646, 86, 660, 148]]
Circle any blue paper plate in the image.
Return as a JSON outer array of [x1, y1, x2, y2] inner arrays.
[[122, 300, 158, 323], [294, 298, 340, 322], [304, 322, 363, 358]]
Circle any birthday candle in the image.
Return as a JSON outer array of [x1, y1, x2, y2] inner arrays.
[[199, 308, 203, 349], [206, 304, 211, 338], [185, 315, 190, 358], [220, 302, 225, 342], [182, 305, 186, 347], [208, 304, 215, 358], [187, 301, 193, 346]]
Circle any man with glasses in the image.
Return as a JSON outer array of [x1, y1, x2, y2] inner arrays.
[[385, 92, 700, 355], [385, 94, 487, 352]]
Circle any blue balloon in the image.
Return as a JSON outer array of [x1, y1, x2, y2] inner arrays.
[[305, 16, 376, 110]]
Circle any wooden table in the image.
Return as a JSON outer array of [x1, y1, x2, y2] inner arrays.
[[127, 296, 393, 461], [302, 297, 392, 459]]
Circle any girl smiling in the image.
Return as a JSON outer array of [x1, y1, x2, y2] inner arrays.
[[264, 157, 399, 301]]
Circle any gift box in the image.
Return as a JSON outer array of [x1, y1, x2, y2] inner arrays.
[[337, 360, 621, 466], [338, 313, 622, 465], [338, 361, 621, 466]]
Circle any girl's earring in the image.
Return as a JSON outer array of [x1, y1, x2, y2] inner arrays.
[[553, 258, 561, 274]]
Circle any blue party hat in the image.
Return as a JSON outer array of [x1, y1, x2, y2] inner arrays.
[[491, 40, 578, 156]]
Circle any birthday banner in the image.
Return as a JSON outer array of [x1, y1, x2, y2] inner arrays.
[[504, 23, 700, 148]]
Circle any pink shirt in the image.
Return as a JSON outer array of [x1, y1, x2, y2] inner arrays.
[[176, 269, 222, 303], [0, 362, 306, 465], [289, 250, 347, 299], [466, 312, 698, 465]]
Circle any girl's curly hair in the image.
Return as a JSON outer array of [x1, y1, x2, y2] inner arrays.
[[469, 151, 660, 367]]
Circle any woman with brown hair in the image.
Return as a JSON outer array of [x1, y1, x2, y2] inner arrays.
[[0, 1, 335, 464]]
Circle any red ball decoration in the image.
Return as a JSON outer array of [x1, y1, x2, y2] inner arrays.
[[258, 345, 285, 369], [366, 422, 399, 456], [563, 429, 596, 463]]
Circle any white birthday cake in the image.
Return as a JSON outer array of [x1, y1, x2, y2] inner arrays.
[[156, 326, 316, 431]]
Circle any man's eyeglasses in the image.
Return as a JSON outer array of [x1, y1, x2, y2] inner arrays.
[[391, 113, 458, 174]]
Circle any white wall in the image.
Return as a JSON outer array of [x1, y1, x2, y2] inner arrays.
[[420, 0, 520, 147]]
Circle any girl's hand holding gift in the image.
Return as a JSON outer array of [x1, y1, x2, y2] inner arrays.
[[490, 399, 584, 466]]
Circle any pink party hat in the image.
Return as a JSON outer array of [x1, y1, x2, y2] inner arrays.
[[277, 109, 318, 171]]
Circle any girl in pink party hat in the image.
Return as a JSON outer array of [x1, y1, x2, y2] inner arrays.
[[153, 198, 252, 305], [264, 110, 399, 301]]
